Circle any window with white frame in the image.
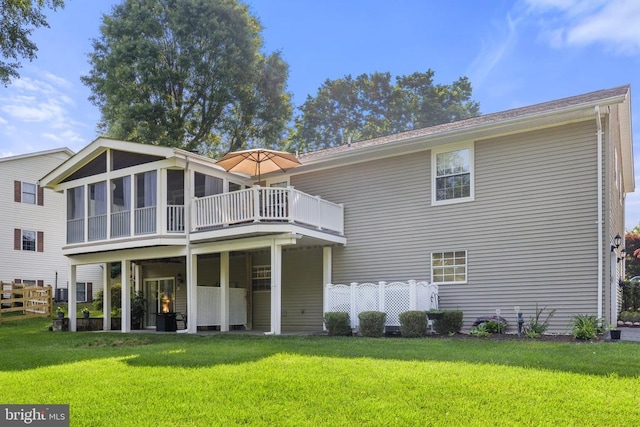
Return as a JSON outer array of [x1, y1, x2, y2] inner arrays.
[[22, 182, 36, 204], [252, 265, 271, 291], [431, 251, 467, 283], [432, 143, 474, 204], [22, 230, 36, 251]]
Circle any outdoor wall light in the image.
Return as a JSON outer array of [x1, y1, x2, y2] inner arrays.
[[611, 234, 625, 263], [177, 273, 184, 284]]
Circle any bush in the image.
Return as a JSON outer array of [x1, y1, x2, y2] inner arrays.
[[358, 311, 386, 337], [619, 311, 633, 322], [93, 283, 122, 311], [571, 314, 605, 341], [527, 304, 555, 335], [399, 311, 427, 338], [484, 320, 506, 334], [433, 310, 463, 335], [323, 312, 352, 336], [469, 324, 489, 337]]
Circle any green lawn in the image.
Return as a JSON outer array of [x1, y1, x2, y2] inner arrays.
[[1, 318, 639, 426]]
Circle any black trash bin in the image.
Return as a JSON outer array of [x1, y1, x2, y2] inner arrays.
[[156, 312, 177, 332]]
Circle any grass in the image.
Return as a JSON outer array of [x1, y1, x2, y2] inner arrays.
[[1, 318, 639, 426]]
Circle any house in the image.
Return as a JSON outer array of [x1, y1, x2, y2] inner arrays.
[[40, 85, 634, 334], [0, 148, 103, 303]]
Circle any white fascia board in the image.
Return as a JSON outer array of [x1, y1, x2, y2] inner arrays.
[[67, 245, 188, 265], [190, 233, 301, 255]]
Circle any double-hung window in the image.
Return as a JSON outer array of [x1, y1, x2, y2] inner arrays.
[[432, 143, 474, 205], [252, 265, 271, 291], [431, 251, 467, 284], [22, 230, 36, 251], [22, 182, 36, 204]]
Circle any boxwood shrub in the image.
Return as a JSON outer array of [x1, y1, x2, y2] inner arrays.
[[323, 312, 352, 336], [399, 310, 427, 338], [358, 311, 386, 337], [433, 310, 463, 334]]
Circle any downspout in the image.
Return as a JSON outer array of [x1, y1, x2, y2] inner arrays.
[[595, 105, 603, 321]]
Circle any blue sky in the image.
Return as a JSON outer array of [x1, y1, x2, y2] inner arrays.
[[1, 0, 639, 227]]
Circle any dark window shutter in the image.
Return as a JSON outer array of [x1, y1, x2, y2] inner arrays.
[[87, 282, 93, 302], [37, 280, 44, 286], [37, 186, 44, 206], [14, 228, 21, 250], [37, 231, 44, 252], [14, 181, 21, 202]]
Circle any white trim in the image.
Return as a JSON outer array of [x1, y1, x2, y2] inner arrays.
[[431, 142, 475, 206]]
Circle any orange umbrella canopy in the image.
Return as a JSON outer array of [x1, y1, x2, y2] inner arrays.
[[216, 148, 301, 181]]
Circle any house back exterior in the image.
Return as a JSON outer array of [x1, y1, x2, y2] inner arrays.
[[40, 86, 634, 334], [1, 149, 103, 301]]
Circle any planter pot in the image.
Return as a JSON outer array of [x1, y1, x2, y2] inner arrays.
[[610, 329, 621, 340]]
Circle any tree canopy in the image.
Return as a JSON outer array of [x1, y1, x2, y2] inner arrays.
[[82, 0, 292, 156], [0, 0, 64, 86], [290, 70, 480, 152]]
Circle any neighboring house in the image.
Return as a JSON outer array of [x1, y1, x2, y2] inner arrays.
[[0, 149, 103, 303], [40, 85, 634, 333]]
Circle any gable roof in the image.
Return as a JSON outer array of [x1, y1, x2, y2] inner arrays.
[[296, 85, 633, 191], [0, 147, 74, 164], [39, 137, 225, 188]]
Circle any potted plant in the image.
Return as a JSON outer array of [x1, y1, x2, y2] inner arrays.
[[56, 307, 65, 319], [82, 307, 90, 319], [131, 291, 146, 330], [609, 325, 621, 340]]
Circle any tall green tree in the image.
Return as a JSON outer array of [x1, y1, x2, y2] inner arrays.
[[0, 0, 64, 86], [290, 70, 480, 152], [82, 0, 292, 156]]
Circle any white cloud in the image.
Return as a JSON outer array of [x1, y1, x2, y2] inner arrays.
[[468, 14, 521, 86], [523, 0, 640, 55]]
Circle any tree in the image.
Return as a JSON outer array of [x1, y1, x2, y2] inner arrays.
[[0, 0, 64, 86], [290, 70, 480, 152], [82, 0, 292, 156], [625, 228, 640, 279]]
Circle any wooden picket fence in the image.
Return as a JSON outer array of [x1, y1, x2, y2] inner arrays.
[[0, 282, 53, 323]]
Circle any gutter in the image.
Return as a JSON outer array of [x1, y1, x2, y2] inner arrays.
[[595, 106, 603, 321]]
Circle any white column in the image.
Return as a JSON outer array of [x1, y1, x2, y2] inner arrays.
[[322, 246, 332, 331], [68, 264, 77, 332], [187, 253, 198, 333], [270, 240, 282, 335], [103, 263, 111, 331], [220, 251, 230, 332], [121, 260, 131, 333]]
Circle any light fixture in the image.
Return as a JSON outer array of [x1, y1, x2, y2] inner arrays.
[[611, 234, 625, 263], [177, 273, 184, 284]]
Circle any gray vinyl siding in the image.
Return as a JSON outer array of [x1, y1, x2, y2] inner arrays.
[[293, 120, 600, 332], [281, 247, 323, 332]]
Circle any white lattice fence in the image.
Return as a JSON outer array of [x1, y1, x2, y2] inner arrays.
[[324, 280, 438, 329]]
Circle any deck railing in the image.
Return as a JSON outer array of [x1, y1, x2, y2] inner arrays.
[[134, 206, 156, 235], [193, 186, 344, 234], [67, 187, 343, 244]]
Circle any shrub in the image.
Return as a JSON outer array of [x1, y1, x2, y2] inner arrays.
[[93, 283, 122, 311], [527, 304, 555, 335], [399, 311, 427, 338], [619, 311, 633, 322], [469, 324, 489, 338], [358, 311, 386, 337], [571, 314, 605, 341], [433, 310, 463, 335], [323, 312, 352, 336], [484, 320, 506, 334]]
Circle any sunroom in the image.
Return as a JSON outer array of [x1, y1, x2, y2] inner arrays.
[[40, 138, 346, 334]]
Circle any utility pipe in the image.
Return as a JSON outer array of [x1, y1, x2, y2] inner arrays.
[[595, 105, 603, 321]]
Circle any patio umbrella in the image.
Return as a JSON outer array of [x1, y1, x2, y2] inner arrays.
[[216, 148, 301, 184]]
